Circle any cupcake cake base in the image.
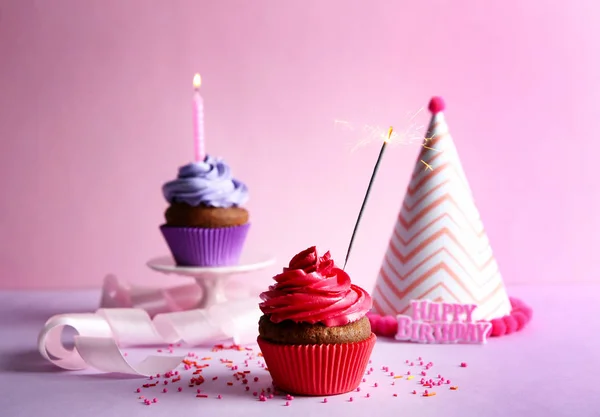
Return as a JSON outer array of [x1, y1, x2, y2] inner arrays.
[[259, 315, 372, 345]]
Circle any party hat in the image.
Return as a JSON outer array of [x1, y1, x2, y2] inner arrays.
[[371, 97, 518, 327]]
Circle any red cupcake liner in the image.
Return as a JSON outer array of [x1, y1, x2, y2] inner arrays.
[[257, 333, 376, 396], [160, 223, 250, 267]]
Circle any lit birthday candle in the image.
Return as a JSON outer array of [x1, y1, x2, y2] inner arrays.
[[192, 73, 205, 162]]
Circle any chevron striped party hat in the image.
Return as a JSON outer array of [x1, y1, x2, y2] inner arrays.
[[371, 97, 513, 323]]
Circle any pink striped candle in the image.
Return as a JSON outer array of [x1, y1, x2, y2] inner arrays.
[[192, 73, 205, 162]]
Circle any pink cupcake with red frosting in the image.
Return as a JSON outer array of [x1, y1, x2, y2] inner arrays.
[[257, 246, 376, 396]]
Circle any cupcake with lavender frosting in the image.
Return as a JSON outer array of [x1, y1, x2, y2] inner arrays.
[[160, 156, 250, 266]]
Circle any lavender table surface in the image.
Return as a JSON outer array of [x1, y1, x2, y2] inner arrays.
[[1, 285, 599, 417]]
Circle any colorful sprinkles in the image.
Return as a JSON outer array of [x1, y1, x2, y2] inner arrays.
[[130, 344, 465, 406]]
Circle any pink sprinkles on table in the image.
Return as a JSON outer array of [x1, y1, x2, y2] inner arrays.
[[132, 347, 463, 405]]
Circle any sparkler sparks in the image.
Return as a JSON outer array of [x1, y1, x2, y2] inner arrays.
[[420, 159, 433, 171], [335, 106, 441, 171], [333, 119, 355, 131], [422, 144, 440, 152]]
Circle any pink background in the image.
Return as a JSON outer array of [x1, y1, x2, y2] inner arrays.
[[0, 0, 596, 290]]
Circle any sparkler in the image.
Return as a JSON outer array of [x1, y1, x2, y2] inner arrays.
[[343, 126, 394, 270], [339, 101, 446, 269]]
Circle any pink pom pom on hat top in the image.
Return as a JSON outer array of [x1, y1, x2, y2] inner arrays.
[[368, 95, 532, 340], [428, 96, 446, 114]]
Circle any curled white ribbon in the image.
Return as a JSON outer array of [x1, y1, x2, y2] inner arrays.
[[38, 299, 262, 376], [100, 274, 204, 315]]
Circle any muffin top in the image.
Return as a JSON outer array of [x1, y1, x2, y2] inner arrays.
[[162, 156, 248, 208], [259, 246, 372, 327]]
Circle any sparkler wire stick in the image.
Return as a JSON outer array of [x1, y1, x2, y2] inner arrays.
[[343, 126, 394, 270]]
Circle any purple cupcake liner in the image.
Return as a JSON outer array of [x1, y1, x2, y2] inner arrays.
[[160, 223, 250, 267]]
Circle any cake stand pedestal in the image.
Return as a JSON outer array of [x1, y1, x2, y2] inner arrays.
[[146, 253, 275, 309]]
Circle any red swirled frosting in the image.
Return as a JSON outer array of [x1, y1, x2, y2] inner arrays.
[[259, 246, 372, 327]]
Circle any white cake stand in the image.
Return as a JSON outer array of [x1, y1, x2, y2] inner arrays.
[[146, 253, 275, 309]]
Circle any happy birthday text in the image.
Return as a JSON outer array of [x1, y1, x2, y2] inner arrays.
[[395, 300, 492, 344]]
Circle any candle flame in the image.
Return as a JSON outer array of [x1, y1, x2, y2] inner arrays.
[[193, 73, 202, 89], [384, 126, 394, 143]]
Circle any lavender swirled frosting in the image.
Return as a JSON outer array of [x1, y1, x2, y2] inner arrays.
[[162, 156, 249, 208]]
